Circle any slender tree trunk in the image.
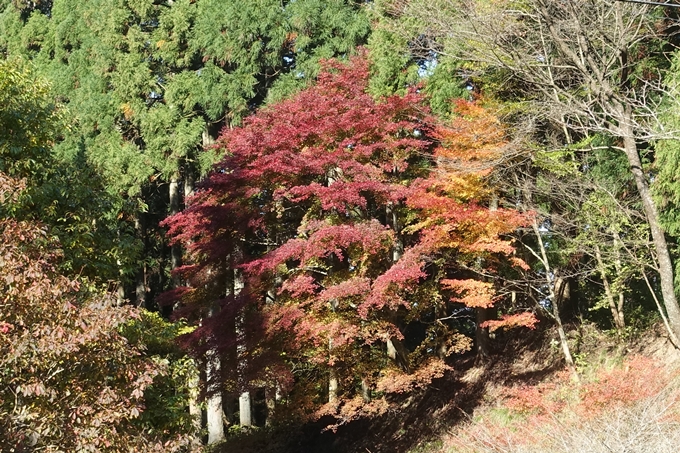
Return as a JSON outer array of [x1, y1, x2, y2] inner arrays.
[[641, 270, 680, 346], [618, 116, 680, 340], [531, 219, 578, 381], [475, 308, 491, 360], [202, 128, 215, 148], [134, 212, 146, 308], [264, 232, 280, 424], [328, 337, 339, 404], [187, 360, 202, 446], [612, 231, 626, 329], [238, 391, 252, 427], [265, 387, 277, 427], [594, 243, 625, 333], [326, 169, 342, 402], [328, 373, 339, 403], [169, 173, 182, 288], [360, 377, 371, 403], [386, 336, 410, 372], [234, 266, 252, 427], [206, 351, 225, 445], [206, 268, 226, 444], [206, 345, 225, 444], [387, 202, 404, 262], [475, 195, 498, 360], [172, 172, 203, 444], [328, 297, 340, 403]]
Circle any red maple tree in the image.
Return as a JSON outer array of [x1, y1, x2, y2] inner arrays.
[[164, 55, 532, 423]]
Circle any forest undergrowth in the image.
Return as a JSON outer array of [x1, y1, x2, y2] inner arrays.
[[410, 325, 680, 453], [217, 324, 680, 453]]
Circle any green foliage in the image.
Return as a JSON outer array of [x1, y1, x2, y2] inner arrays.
[[367, 23, 419, 97], [0, 56, 140, 282], [367, 2, 468, 115], [120, 310, 198, 439], [423, 57, 469, 117], [1, 0, 372, 302], [654, 52, 680, 236], [265, 0, 372, 103], [0, 56, 62, 179], [651, 50, 680, 297]]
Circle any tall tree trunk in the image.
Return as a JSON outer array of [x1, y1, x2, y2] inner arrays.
[[234, 266, 252, 427], [206, 266, 226, 443], [328, 337, 339, 404], [206, 342, 225, 444], [387, 202, 404, 262], [187, 360, 202, 446], [618, 116, 680, 340], [475, 194, 499, 360], [611, 230, 626, 330], [205, 298, 225, 445], [265, 387, 277, 427], [385, 202, 410, 372], [134, 212, 146, 308], [264, 230, 280, 424], [169, 173, 182, 288], [325, 169, 343, 401], [172, 172, 203, 444], [328, 298, 340, 403], [238, 391, 252, 427], [475, 308, 491, 360]]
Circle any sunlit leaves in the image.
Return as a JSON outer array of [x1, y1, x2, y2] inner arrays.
[[165, 54, 534, 422], [0, 173, 191, 451]]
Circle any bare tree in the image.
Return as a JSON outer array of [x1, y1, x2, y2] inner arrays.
[[387, 0, 680, 340]]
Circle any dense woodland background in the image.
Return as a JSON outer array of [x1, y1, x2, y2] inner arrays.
[[5, 0, 680, 452]]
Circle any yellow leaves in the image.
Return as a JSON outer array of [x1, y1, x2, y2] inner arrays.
[[434, 171, 490, 201], [120, 102, 134, 120], [177, 324, 197, 336], [436, 99, 507, 166], [427, 99, 509, 204]]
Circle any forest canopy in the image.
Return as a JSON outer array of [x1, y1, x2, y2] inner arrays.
[[3, 0, 680, 451]]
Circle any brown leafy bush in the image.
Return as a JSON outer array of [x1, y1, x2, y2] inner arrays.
[[0, 172, 197, 452]]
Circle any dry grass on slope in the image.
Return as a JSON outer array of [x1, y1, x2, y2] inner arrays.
[[439, 353, 680, 453]]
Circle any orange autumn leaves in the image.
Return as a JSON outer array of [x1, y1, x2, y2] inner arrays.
[[433, 99, 508, 200], [409, 99, 533, 329]]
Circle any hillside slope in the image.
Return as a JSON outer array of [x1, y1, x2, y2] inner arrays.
[[215, 324, 680, 453]]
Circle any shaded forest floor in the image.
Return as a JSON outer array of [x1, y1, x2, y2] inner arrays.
[[216, 324, 680, 453]]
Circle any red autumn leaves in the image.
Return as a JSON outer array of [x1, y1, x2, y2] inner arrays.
[[164, 53, 534, 407]]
